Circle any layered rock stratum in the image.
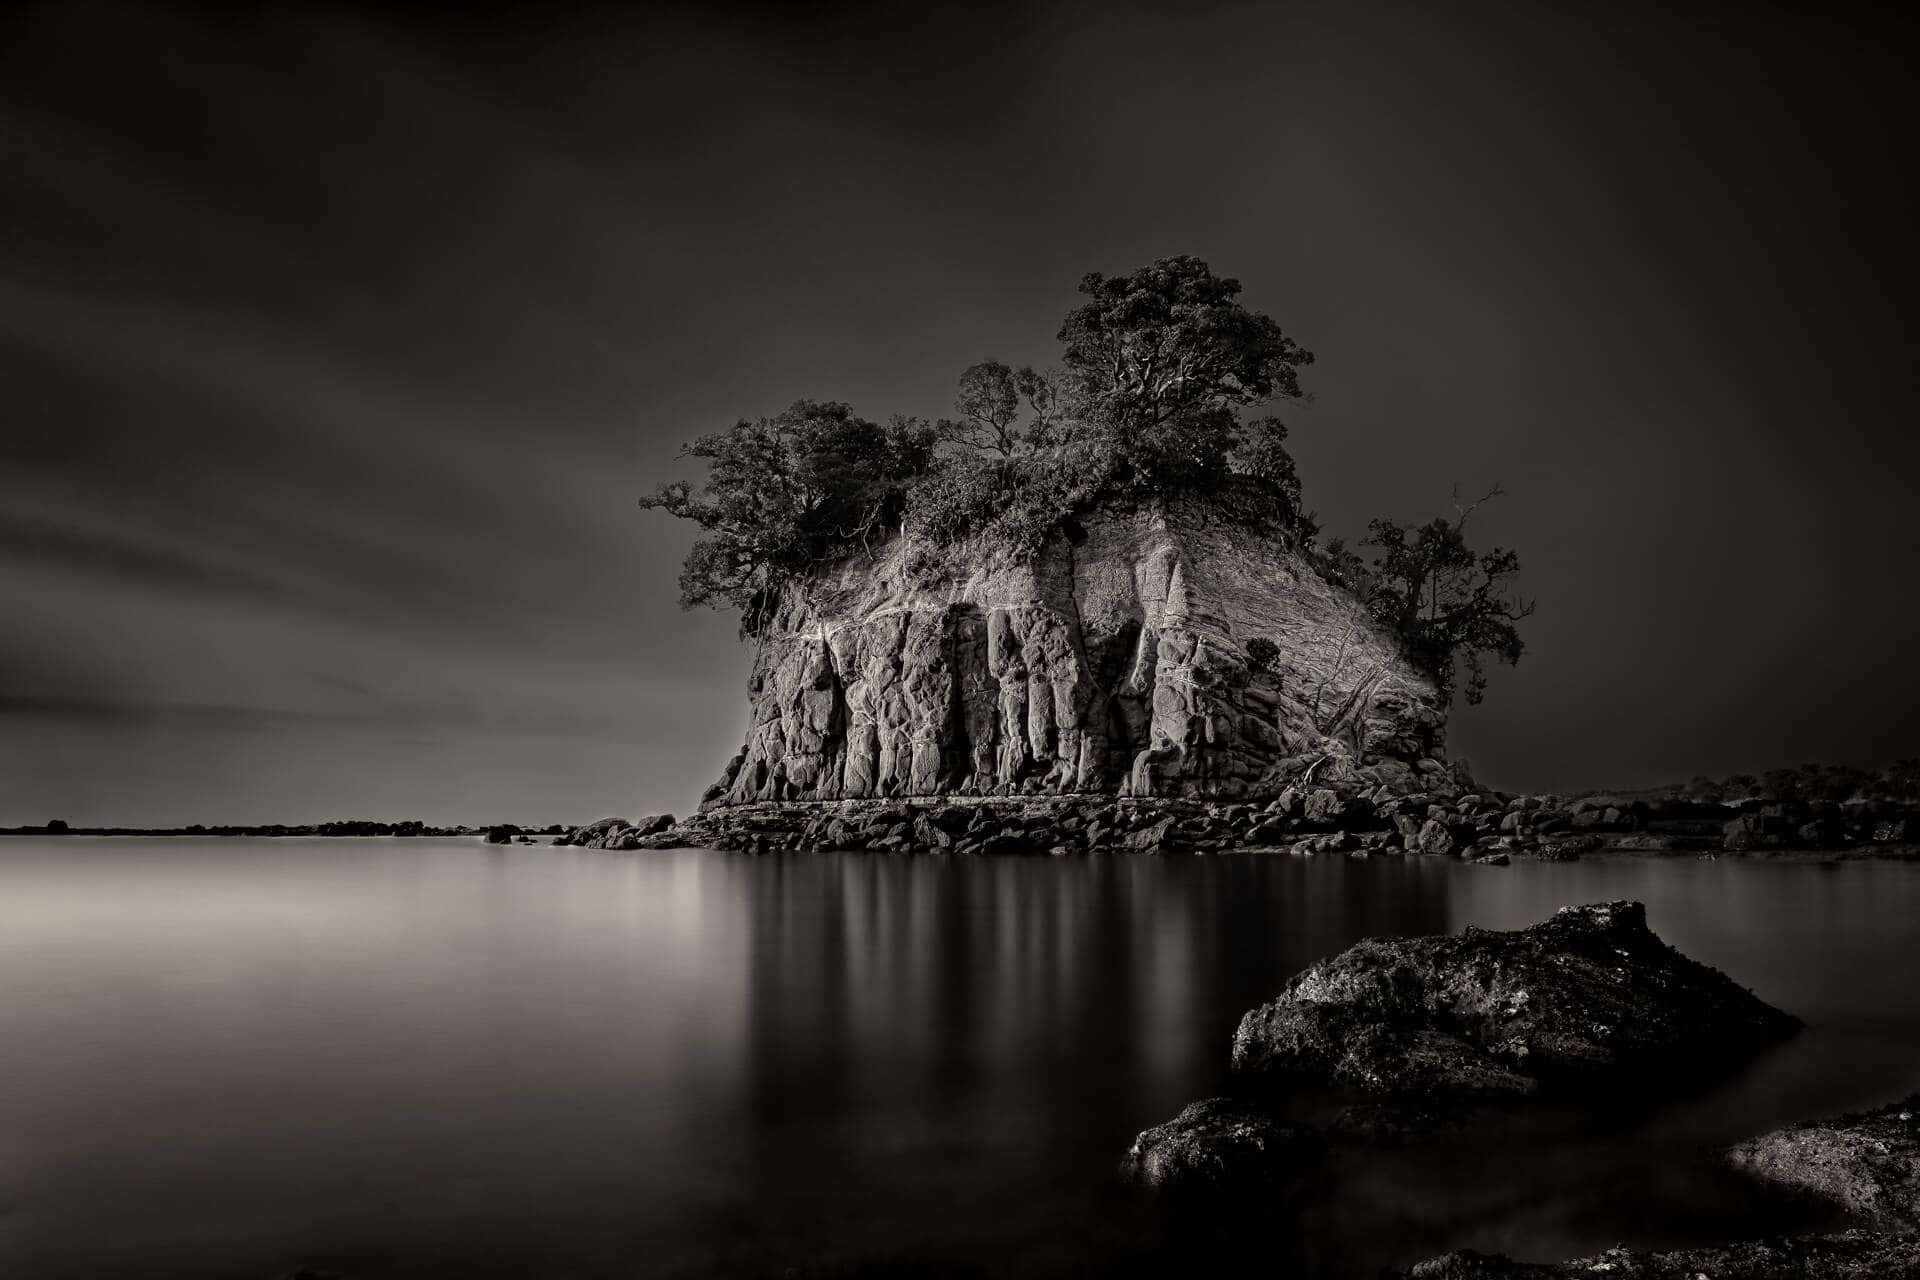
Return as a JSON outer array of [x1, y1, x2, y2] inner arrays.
[[701, 501, 1446, 809]]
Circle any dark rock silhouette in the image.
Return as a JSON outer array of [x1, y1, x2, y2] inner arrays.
[[1230, 901, 1799, 1096], [1729, 1094, 1920, 1227], [1117, 1098, 1320, 1191], [1396, 1231, 1920, 1278]]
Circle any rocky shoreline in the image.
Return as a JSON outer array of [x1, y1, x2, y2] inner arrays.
[[1114, 901, 1920, 1277], [558, 786, 1920, 860]]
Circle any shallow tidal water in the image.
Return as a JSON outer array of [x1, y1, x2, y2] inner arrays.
[[3, 838, 1918, 1278]]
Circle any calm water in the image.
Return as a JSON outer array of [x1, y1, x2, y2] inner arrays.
[[3, 838, 1918, 1278]]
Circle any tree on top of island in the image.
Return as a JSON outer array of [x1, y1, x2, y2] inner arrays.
[[642, 256, 1531, 709]]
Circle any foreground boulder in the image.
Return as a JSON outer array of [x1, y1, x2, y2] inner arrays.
[[1118, 1098, 1320, 1191], [1231, 901, 1799, 1097], [1398, 1231, 1920, 1279], [1729, 1094, 1920, 1226]]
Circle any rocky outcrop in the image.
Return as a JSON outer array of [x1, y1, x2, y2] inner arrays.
[[1229, 901, 1799, 1096], [1117, 1098, 1320, 1191], [1396, 1232, 1920, 1279], [1729, 1095, 1920, 1227], [1390, 1093, 1920, 1277], [561, 789, 1920, 859], [1122, 903, 1799, 1209], [554, 814, 675, 848], [702, 501, 1446, 808], [1396, 1096, 1920, 1276]]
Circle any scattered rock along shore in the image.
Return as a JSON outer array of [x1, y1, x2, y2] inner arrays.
[[554, 788, 1920, 860], [1120, 905, 1750, 1204], [1122, 903, 1798, 1194], [1121, 904, 1920, 1276]]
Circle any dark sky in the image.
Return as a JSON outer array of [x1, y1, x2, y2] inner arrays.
[[2, 0, 1915, 825]]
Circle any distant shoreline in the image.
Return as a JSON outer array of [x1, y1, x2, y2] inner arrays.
[[0, 821, 565, 839]]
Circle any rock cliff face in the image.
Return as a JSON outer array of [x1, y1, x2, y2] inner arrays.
[[702, 502, 1447, 809]]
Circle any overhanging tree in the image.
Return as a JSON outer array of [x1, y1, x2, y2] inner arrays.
[[1356, 485, 1534, 705], [638, 400, 935, 632]]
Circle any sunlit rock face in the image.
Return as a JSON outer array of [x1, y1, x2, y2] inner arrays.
[[702, 502, 1447, 808]]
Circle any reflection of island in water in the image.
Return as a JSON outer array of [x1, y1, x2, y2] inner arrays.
[[5, 837, 1919, 1277]]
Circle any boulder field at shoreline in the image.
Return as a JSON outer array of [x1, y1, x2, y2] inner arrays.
[[556, 785, 1920, 861]]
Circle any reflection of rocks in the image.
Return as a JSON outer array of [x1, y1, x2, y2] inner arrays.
[[1230, 902, 1799, 1097], [1396, 1231, 1920, 1278], [1729, 1094, 1920, 1227], [1118, 1098, 1321, 1191]]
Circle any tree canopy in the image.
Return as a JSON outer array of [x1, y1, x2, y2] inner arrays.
[[637, 400, 934, 630], [1058, 254, 1314, 496], [639, 255, 1530, 703], [1316, 485, 1535, 705], [641, 256, 1320, 630]]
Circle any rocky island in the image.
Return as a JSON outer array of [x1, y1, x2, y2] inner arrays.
[[560, 255, 1918, 863]]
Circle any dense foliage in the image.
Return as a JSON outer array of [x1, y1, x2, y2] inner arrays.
[[642, 256, 1318, 627], [637, 400, 935, 631], [640, 255, 1533, 703], [1312, 486, 1534, 706]]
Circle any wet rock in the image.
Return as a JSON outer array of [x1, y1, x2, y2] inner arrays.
[[1229, 901, 1799, 1097], [1121, 816, 1180, 852], [1246, 817, 1291, 844], [568, 817, 631, 849], [1728, 1094, 1920, 1226], [1536, 835, 1599, 860], [977, 830, 1037, 856], [1303, 788, 1345, 824], [1396, 1231, 1920, 1278], [483, 825, 514, 844], [1118, 1097, 1321, 1191], [607, 812, 682, 849], [1413, 818, 1457, 856]]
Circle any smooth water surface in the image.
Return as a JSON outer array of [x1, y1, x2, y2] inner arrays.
[[3, 838, 1918, 1277]]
